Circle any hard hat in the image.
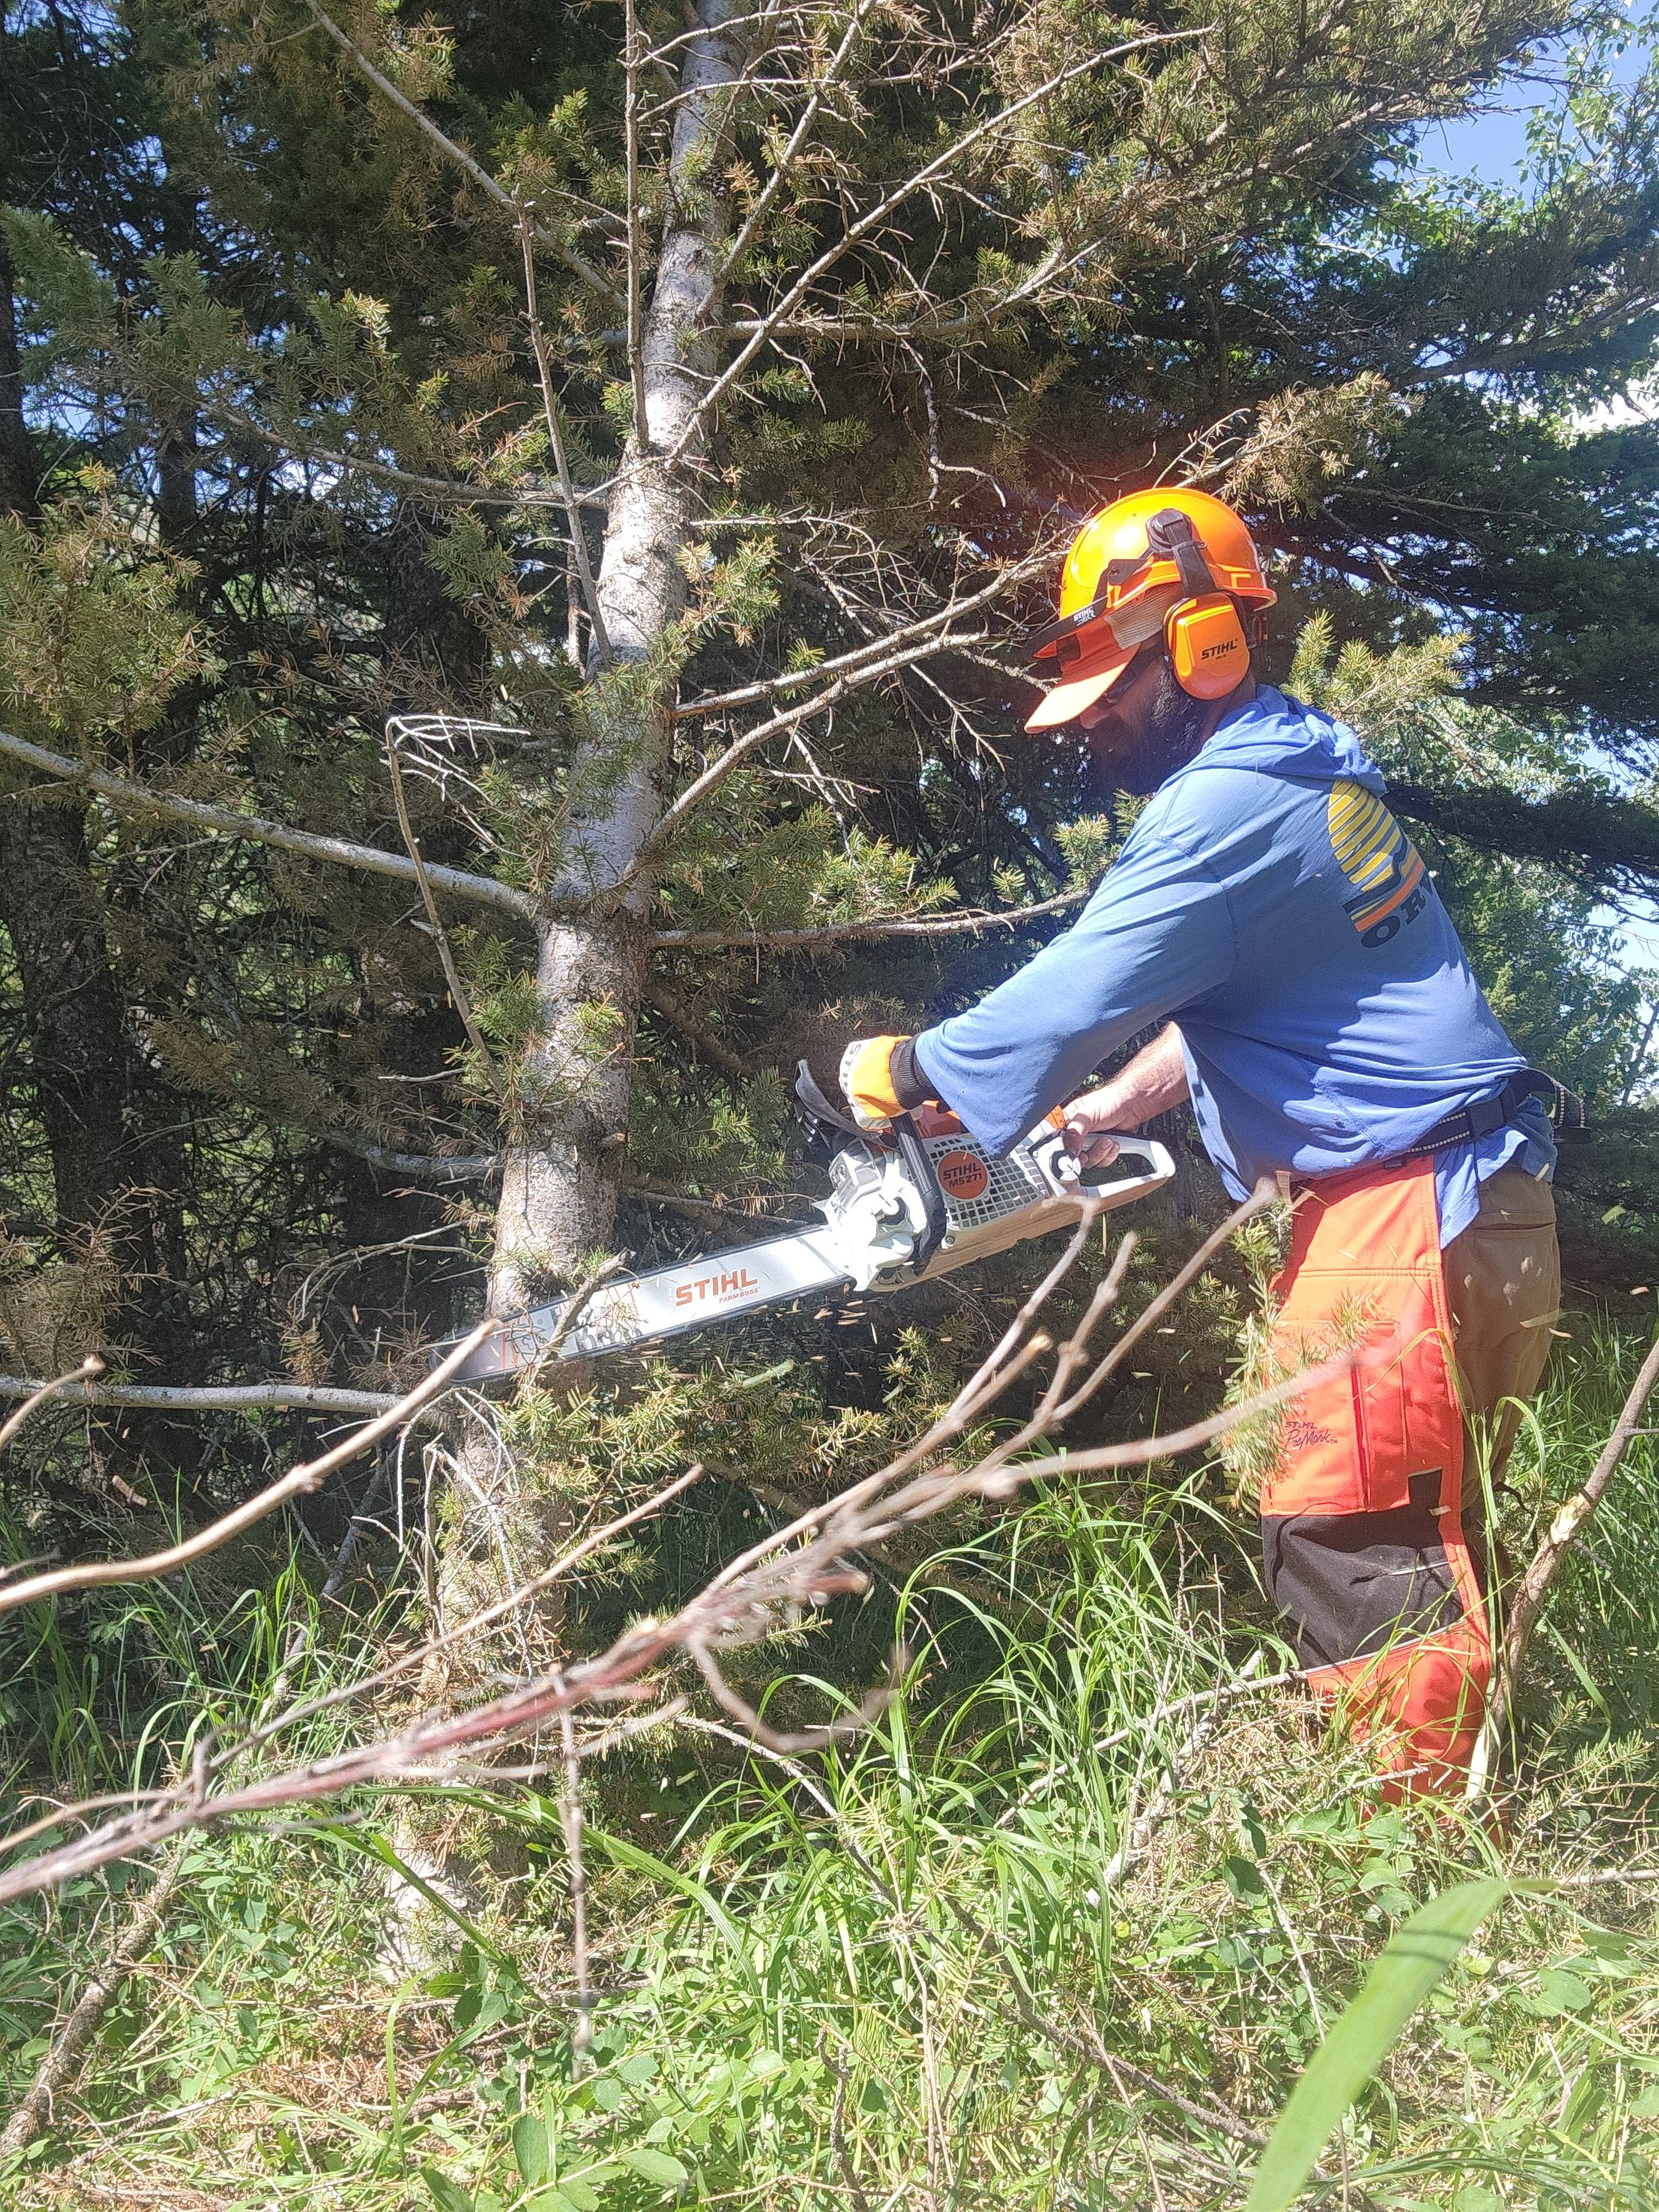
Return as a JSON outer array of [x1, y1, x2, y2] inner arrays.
[[1023, 488, 1274, 732]]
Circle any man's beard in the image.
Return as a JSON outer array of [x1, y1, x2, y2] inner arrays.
[[1088, 657, 1213, 794]]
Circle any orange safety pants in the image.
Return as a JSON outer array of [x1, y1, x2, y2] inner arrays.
[[1258, 1156, 1509, 1799]]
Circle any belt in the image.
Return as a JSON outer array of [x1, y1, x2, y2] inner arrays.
[[1405, 1068, 1586, 1157]]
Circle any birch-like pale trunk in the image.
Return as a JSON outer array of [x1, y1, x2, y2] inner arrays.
[[429, 0, 746, 1660]]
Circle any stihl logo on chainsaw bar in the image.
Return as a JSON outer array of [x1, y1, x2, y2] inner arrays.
[[675, 1267, 762, 1309], [935, 1148, 990, 1202]]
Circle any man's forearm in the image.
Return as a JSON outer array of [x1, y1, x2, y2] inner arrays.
[[1090, 1024, 1190, 1126]]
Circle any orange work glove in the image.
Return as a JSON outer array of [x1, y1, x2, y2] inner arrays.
[[838, 1034, 915, 1129]]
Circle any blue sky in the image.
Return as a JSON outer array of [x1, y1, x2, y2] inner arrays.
[[1416, 22, 1651, 193]]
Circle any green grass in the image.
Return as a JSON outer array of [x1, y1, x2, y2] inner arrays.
[[5, 1313, 1659, 2209]]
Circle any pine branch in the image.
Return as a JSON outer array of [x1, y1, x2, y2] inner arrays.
[[649, 884, 1089, 950], [302, 1, 625, 312], [0, 728, 536, 920], [663, 23, 1210, 472], [1391, 778, 1659, 890]]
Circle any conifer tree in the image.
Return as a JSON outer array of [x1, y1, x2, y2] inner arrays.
[[2, 0, 1658, 1605]]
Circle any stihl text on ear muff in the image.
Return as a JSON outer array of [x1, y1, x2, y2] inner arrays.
[[1145, 507, 1253, 701]]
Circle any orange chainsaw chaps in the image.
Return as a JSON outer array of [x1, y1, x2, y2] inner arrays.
[[1259, 1156, 1488, 1802]]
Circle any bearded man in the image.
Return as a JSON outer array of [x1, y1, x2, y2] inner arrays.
[[836, 488, 1569, 1798]]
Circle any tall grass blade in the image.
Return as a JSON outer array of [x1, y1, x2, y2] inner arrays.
[[1240, 1876, 1509, 2212]]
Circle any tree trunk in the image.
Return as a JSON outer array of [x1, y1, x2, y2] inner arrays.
[[431, 0, 746, 1649]]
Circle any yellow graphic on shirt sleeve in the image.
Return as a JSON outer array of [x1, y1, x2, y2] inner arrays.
[[1326, 779, 1427, 944]]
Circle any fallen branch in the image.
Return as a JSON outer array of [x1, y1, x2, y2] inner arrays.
[[0, 1374, 409, 1417], [0, 1190, 1357, 1900], [0, 1319, 497, 1619], [0, 1843, 189, 2154], [1467, 1328, 1659, 1805]]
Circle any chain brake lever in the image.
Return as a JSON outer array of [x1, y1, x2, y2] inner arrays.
[[893, 1112, 948, 1272]]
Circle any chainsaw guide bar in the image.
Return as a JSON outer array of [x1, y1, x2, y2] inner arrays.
[[439, 1095, 1174, 1388]]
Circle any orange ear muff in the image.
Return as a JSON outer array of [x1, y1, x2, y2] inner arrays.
[[1165, 593, 1250, 700]]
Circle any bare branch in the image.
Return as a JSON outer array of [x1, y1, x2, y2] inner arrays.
[[385, 723, 510, 1096], [715, 0, 881, 286], [319, 1127, 503, 1183], [620, 645, 980, 899], [215, 405, 612, 512], [0, 1355, 104, 1455], [0, 727, 536, 920], [0, 1207, 1356, 1899], [1467, 1328, 1659, 1803], [0, 1373, 410, 1417], [670, 542, 1053, 721], [623, 0, 652, 455], [517, 213, 614, 661], [0, 1318, 497, 1618]]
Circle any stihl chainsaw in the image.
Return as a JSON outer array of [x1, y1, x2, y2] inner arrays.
[[442, 1065, 1174, 1385]]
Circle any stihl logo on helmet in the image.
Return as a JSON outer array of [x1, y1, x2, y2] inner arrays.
[[1023, 489, 1274, 730]]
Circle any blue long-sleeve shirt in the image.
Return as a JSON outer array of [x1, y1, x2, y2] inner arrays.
[[912, 687, 1553, 1247]]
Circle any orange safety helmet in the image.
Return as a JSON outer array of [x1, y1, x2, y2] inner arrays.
[[1024, 488, 1275, 732]]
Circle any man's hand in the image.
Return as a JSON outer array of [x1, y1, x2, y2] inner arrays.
[[1060, 1024, 1191, 1166], [1061, 1089, 1126, 1169]]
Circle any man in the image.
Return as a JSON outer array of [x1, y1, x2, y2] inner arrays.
[[837, 488, 1564, 1798]]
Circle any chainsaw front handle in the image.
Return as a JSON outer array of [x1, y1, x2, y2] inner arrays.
[[1036, 1129, 1176, 1209]]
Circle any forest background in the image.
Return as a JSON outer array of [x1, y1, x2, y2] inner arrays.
[[7, 0, 1659, 2201]]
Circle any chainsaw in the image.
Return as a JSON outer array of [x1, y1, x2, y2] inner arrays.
[[441, 1065, 1175, 1386]]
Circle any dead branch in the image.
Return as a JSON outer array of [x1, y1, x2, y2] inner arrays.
[[384, 725, 510, 1095], [0, 1373, 412, 1416], [0, 727, 536, 920], [0, 1842, 189, 2153], [0, 1199, 1354, 1902], [670, 545, 1051, 721], [641, 980, 751, 1080], [618, 628, 993, 900], [518, 211, 614, 660], [0, 1356, 104, 1455], [0, 1319, 497, 1619], [213, 403, 612, 512], [318, 1128, 503, 1183], [1467, 1327, 1659, 1804]]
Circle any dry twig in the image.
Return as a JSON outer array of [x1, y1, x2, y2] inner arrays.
[[0, 1319, 497, 1620], [1467, 1328, 1659, 1805], [0, 1194, 1355, 1901]]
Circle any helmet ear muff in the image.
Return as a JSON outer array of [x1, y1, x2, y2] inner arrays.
[[1165, 592, 1250, 700]]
